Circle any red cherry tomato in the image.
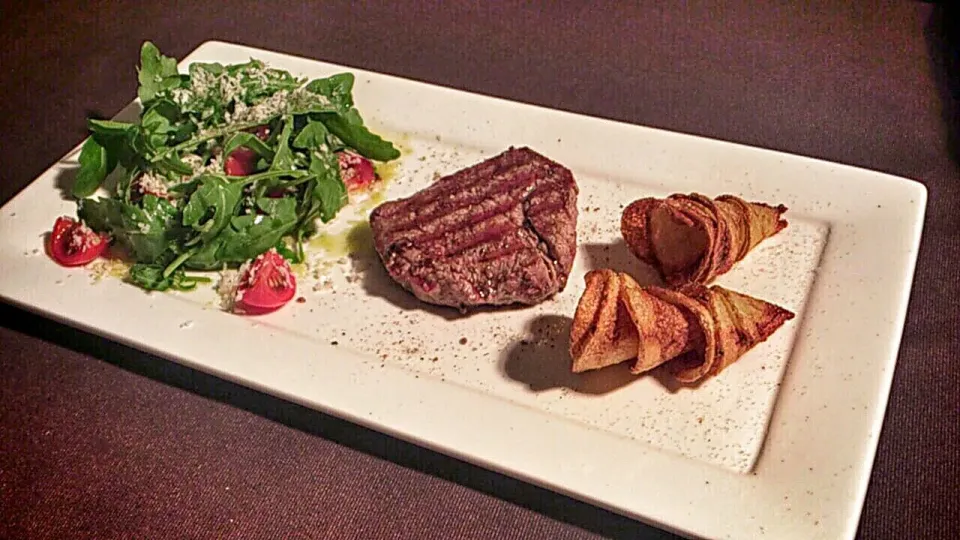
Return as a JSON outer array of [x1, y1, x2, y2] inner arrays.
[[234, 249, 297, 315], [224, 147, 258, 176], [224, 124, 271, 176], [337, 150, 377, 192], [48, 216, 109, 267]]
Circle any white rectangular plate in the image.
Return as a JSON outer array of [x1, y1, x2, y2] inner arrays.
[[0, 41, 926, 540]]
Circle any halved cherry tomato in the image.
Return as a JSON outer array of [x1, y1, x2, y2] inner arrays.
[[48, 216, 109, 267], [224, 124, 271, 177], [337, 150, 377, 192], [233, 249, 297, 315], [224, 147, 258, 176]]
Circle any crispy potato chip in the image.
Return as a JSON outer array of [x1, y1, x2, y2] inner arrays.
[[621, 193, 788, 288], [569, 270, 794, 383], [569, 270, 641, 373], [667, 283, 795, 383]]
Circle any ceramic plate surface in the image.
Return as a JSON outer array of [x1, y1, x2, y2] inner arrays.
[[0, 41, 926, 540]]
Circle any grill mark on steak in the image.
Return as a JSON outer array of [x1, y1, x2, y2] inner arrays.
[[380, 185, 530, 251], [522, 197, 559, 270], [372, 155, 539, 221], [439, 216, 520, 259], [369, 146, 579, 311], [377, 168, 539, 236]]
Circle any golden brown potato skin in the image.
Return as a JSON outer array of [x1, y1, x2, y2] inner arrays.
[[620, 193, 788, 289], [569, 269, 794, 384]]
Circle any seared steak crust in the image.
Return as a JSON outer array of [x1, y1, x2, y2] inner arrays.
[[369, 147, 579, 310]]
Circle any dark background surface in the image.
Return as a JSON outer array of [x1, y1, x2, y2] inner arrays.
[[2, 2, 958, 539]]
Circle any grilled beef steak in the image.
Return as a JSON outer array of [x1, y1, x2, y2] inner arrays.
[[369, 147, 579, 311]]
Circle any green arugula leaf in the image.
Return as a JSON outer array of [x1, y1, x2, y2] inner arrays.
[[319, 113, 400, 161], [116, 167, 141, 203], [269, 118, 296, 171], [183, 237, 226, 270], [169, 119, 197, 145], [87, 119, 138, 173], [305, 73, 355, 113], [138, 41, 180, 104], [217, 197, 298, 261], [73, 138, 113, 199], [238, 61, 304, 103], [182, 176, 245, 244], [77, 197, 123, 232], [273, 240, 301, 263], [79, 193, 181, 264], [314, 174, 347, 224], [140, 99, 181, 149], [292, 120, 329, 150], [156, 155, 194, 176], [343, 108, 364, 126], [309, 151, 347, 222], [138, 100, 195, 177], [257, 196, 298, 220], [88, 119, 136, 136], [223, 132, 275, 160], [145, 99, 180, 121], [119, 195, 180, 262], [128, 263, 209, 291], [128, 264, 175, 290]]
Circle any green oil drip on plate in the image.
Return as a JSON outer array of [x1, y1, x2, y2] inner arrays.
[[304, 154, 397, 260], [308, 220, 375, 259]]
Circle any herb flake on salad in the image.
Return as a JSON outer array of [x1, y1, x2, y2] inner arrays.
[[51, 41, 400, 314]]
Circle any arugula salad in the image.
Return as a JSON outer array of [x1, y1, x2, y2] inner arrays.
[[48, 41, 400, 314]]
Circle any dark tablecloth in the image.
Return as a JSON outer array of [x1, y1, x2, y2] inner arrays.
[[2, 2, 957, 539]]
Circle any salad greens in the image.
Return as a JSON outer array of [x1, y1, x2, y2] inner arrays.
[[72, 41, 400, 291]]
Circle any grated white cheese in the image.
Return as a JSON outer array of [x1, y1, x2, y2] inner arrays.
[[88, 258, 130, 282], [137, 171, 170, 197], [171, 88, 194, 105], [181, 154, 205, 170], [219, 75, 244, 106], [228, 90, 291, 124], [288, 87, 330, 110], [188, 61, 296, 123], [215, 268, 241, 311], [226, 101, 249, 124], [201, 155, 223, 175], [68, 229, 88, 251], [246, 64, 270, 87], [180, 153, 224, 177], [189, 67, 217, 96]]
